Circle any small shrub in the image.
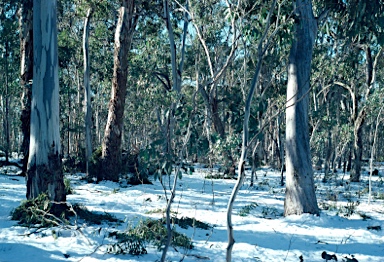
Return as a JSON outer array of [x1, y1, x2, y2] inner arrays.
[[11, 197, 121, 229], [11, 193, 65, 228], [64, 177, 73, 194], [261, 206, 282, 218], [374, 192, 384, 200], [238, 202, 258, 217], [109, 218, 193, 252], [205, 173, 235, 179], [88, 147, 103, 181], [106, 232, 147, 255], [168, 216, 211, 230], [319, 201, 338, 212], [145, 208, 165, 214]]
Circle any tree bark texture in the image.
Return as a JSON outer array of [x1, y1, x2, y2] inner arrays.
[[27, 0, 65, 205], [19, 0, 34, 176], [101, 0, 137, 181], [284, 0, 319, 216]]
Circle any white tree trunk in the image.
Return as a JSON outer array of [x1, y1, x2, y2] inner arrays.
[[27, 0, 65, 206], [83, 8, 93, 177], [284, 0, 319, 216], [226, 0, 278, 260]]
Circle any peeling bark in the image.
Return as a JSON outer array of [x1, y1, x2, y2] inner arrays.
[[27, 0, 65, 210]]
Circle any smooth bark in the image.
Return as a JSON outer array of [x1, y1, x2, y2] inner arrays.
[[284, 0, 319, 216], [83, 8, 93, 177], [27, 0, 65, 207], [160, 1, 189, 260], [226, 0, 278, 260]]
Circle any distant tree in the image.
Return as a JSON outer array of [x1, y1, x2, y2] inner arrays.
[[284, 0, 321, 216], [332, 0, 384, 182], [26, 0, 65, 210], [19, 0, 33, 176]]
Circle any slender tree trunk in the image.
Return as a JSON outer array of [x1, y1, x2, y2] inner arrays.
[[369, 106, 382, 204], [4, 43, 10, 164], [160, 1, 188, 260], [19, 0, 34, 176], [350, 110, 365, 182], [27, 0, 65, 210], [284, 0, 319, 216], [226, 1, 277, 260], [101, 0, 137, 181], [83, 8, 93, 177]]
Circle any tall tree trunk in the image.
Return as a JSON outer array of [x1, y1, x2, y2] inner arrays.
[[4, 42, 10, 164], [83, 8, 93, 177], [19, 0, 34, 176], [284, 0, 319, 216], [27, 0, 65, 209], [101, 0, 137, 181]]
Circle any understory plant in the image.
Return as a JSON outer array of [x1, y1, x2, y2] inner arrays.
[[107, 218, 193, 255]]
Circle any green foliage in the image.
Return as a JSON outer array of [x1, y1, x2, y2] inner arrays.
[[106, 233, 147, 255], [261, 206, 282, 218], [11, 194, 62, 227], [10, 193, 120, 228], [374, 192, 384, 200], [64, 177, 73, 195], [169, 216, 211, 230], [343, 197, 360, 217], [108, 218, 193, 253], [238, 202, 258, 217], [88, 146, 103, 181]]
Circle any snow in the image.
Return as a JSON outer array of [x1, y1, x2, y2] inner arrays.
[[0, 163, 384, 262]]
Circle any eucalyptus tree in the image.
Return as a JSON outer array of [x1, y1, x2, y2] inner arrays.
[[226, 0, 288, 258], [183, 0, 238, 169], [87, 1, 116, 147], [0, 1, 19, 164], [19, 0, 33, 175], [57, 0, 85, 158], [160, 0, 189, 259], [330, 0, 384, 182], [27, 0, 66, 209], [284, 0, 327, 216], [82, 5, 93, 177], [100, 0, 139, 181]]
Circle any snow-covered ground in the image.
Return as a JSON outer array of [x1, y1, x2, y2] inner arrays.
[[0, 163, 383, 262]]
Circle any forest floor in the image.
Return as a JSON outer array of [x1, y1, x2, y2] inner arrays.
[[0, 160, 384, 262]]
